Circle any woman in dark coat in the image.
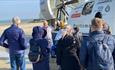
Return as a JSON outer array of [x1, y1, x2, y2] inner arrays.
[[56, 25, 83, 70], [30, 26, 50, 70]]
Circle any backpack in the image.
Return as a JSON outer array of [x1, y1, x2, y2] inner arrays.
[[28, 39, 46, 63], [89, 35, 114, 70]]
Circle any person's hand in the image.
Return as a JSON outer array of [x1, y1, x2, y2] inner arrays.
[[3, 43, 9, 48]]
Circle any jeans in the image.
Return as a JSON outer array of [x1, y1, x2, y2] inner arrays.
[[10, 53, 26, 70]]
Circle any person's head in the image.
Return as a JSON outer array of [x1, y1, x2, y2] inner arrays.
[[64, 25, 74, 36], [60, 20, 65, 29], [12, 16, 21, 26], [74, 26, 80, 33], [103, 22, 111, 34], [43, 20, 48, 27], [103, 21, 108, 31], [90, 18, 104, 32], [32, 26, 44, 39], [57, 20, 60, 26], [95, 12, 102, 18]]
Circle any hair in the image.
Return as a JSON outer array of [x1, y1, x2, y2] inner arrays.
[[57, 20, 60, 26], [60, 20, 65, 29], [65, 25, 74, 35], [91, 18, 104, 31], [32, 26, 44, 39], [95, 12, 102, 18], [12, 16, 21, 24], [74, 26, 79, 33], [103, 22, 111, 34], [43, 20, 48, 26]]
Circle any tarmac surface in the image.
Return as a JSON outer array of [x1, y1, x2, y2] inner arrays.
[[0, 56, 58, 70], [0, 45, 58, 70]]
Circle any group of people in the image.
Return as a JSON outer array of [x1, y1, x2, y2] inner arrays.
[[0, 17, 54, 70], [55, 12, 115, 70], [0, 11, 115, 70]]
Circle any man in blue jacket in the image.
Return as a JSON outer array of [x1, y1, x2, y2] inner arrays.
[[0, 16, 28, 70]]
